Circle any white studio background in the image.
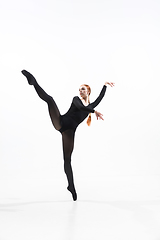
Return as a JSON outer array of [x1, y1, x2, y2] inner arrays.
[[0, 0, 160, 199]]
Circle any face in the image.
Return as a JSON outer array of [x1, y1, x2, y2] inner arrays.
[[79, 85, 89, 98]]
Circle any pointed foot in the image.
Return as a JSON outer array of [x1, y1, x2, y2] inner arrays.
[[67, 186, 77, 201], [21, 69, 36, 85]]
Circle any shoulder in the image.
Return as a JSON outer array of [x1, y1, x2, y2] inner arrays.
[[72, 96, 80, 105], [73, 96, 80, 101]]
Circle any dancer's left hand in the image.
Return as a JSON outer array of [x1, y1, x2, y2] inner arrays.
[[95, 111, 104, 120]]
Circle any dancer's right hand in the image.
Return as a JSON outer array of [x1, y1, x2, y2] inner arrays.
[[105, 82, 115, 87]]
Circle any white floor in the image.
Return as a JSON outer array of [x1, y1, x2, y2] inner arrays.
[[0, 175, 160, 240]]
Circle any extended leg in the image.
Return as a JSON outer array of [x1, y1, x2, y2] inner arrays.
[[22, 70, 61, 130], [62, 130, 77, 201]]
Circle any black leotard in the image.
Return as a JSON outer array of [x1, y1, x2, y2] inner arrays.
[[59, 85, 107, 133]]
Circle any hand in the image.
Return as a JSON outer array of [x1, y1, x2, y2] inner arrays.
[[105, 82, 115, 87], [95, 111, 104, 120]]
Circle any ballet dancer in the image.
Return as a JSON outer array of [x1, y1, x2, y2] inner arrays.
[[21, 70, 115, 201]]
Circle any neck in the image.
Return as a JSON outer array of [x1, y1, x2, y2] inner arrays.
[[81, 96, 89, 105]]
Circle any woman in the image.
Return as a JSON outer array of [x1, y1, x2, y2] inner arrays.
[[21, 70, 115, 201]]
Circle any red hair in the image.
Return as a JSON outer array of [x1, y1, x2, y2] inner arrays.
[[81, 84, 92, 126]]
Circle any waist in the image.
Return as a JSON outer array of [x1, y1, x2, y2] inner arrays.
[[59, 115, 78, 133]]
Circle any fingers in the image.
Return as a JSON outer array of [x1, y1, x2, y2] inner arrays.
[[100, 115, 104, 120], [96, 112, 104, 120], [109, 82, 115, 87], [105, 82, 115, 87], [98, 116, 104, 120]]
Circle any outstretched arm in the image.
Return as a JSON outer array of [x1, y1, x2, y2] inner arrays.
[[94, 81, 115, 120]]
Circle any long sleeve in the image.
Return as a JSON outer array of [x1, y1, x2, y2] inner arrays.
[[73, 97, 95, 113], [91, 85, 107, 109]]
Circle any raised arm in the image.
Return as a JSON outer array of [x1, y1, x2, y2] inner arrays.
[[93, 81, 115, 120], [91, 85, 107, 109]]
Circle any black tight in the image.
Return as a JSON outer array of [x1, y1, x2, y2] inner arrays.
[[62, 130, 77, 200], [22, 70, 77, 200], [34, 82, 62, 130]]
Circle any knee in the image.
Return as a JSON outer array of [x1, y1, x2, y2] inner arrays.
[[64, 156, 71, 163], [64, 154, 72, 168], [47, 95, 54, 104], [64, 159, 71, 173]]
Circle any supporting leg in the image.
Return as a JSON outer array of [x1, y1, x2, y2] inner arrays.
[[62, 130, 77, 201]]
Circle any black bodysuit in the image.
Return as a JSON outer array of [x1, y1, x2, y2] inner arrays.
[[59, 85, 107, 133], [22, 70, 107, 201]]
